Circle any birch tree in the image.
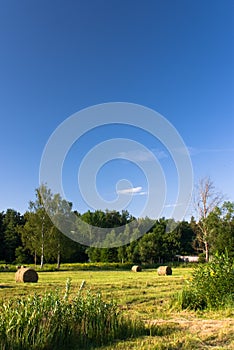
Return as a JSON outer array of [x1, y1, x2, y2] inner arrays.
[[194, 177, 223, 262], [28, 185, 53, 268]]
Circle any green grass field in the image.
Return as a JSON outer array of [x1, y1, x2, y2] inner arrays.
[[0, 267, 233, 349]]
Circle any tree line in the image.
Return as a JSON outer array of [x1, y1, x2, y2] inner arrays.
[[0, 183, 233, 268]]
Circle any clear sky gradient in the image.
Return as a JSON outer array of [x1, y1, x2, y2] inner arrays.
[[0, 1, 233, 219]]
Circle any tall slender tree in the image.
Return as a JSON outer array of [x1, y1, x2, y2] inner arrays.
[[194, 177, 223, 262], [28, 185, 54, 268]]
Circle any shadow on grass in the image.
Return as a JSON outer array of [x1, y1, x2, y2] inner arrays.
[[92, 323, 183, 350], [147, 322, 182, 337], [0, 285, 13, 289]]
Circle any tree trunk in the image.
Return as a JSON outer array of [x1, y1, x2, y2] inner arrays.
[[57, 249, 61, 270], [56, 237, 61, 270], [40, 219, 44, 269], [205, 240, 209, 262], [34, 250, 37, 266], [40, 247, 44, 269]]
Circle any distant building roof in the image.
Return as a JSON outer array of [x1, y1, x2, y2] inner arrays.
[[175, 255, 199, 262]]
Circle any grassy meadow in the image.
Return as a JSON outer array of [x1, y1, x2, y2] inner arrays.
[[0, 266, 233, 349]]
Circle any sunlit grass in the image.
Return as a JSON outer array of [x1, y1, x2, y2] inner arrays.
[[0, 268, 190, 319], [0, 266, 233, 349], [0, 280, 148, 349]]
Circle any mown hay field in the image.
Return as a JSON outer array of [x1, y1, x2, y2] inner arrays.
[[0, 268, 188, 318], [0, 267, 233, 349]]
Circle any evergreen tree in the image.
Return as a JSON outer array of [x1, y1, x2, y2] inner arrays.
[[3, 209, 24, 263]]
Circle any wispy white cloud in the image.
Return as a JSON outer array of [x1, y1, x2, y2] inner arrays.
[[176, 146, 234, 157], [117, 186, 143, 195], [152, 148, 168, 159], [164, 203, 184, 208], [118, 148, 168, 162], [117, 186, 148, 196], [138, 191, 148, 196]]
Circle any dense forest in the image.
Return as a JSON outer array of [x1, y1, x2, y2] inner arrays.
[[0, 184, 233, 268]]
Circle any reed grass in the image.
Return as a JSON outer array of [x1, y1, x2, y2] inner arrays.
[[0, 279, 147, 350]]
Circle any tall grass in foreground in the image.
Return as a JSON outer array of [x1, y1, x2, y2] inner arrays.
[[0, 279, 146, 350], [171, 252, 234, 310]]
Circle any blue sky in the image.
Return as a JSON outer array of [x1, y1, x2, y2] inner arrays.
[[0, 0, 233, 219]]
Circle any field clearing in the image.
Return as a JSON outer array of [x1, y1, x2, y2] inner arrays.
[[0, 267, 234, 349], [0, 268, 188, 318]]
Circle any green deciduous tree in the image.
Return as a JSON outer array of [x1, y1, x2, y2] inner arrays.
[[206, 201, 234, 257], [21, 185, 77, 268], [176, 220, 196, 255]]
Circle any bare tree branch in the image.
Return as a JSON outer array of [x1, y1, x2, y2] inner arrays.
[[193, 177, 224, 261]]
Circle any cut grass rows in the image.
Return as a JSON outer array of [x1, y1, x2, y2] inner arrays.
[[0, 267, 233, 349], [0, 269, 188, 319]]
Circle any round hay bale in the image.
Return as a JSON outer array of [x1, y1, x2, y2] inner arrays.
[[15, 267, 38, 283], [132, 265, 142, 272], [157, 266, 172, 276]]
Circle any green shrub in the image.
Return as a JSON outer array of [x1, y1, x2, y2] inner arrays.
[[198, 253, 206, 263], [172, 251, 234, 310]]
